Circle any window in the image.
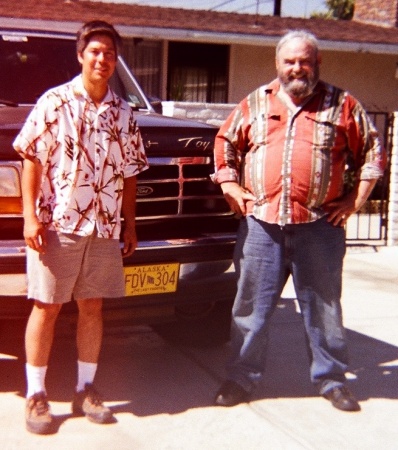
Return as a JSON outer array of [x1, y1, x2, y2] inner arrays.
[[123, 39, 162, 100], [167, 42, 228, 103], [0, 35, 79, 104]]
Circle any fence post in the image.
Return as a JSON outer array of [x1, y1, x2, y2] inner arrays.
[[388, 112, 398, 246]]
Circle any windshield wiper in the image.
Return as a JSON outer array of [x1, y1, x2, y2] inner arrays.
[[0, 98, 18, 107]]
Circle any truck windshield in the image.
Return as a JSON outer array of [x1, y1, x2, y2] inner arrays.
[[0, 33, 148, 109]]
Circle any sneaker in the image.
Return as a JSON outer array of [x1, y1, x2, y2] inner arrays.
[[72, 383, 113, 424], [25, 391, 54, 435]]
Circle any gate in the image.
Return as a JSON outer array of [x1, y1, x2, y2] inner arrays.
[[345, 112, 394, 244]]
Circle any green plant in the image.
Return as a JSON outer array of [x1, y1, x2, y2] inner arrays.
[[311, 0, 355, 20]]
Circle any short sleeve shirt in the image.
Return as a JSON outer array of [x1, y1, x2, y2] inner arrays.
[[213, 79, 386, 226], [13, 75, 149, 239]]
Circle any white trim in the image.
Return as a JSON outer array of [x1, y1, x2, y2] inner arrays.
[[388, 112, 398, 246]]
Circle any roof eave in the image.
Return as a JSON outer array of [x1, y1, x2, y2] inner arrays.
[[2, 17, 398, 55]]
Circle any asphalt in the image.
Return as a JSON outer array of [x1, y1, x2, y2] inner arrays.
[[0, 244, 397, 449]]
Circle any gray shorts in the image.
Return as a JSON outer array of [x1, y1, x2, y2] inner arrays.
[[26, 230, 125, 304]]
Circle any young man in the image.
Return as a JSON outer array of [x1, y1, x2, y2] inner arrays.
[[212, 30, 386, 412], [13, 20, 148, 434]]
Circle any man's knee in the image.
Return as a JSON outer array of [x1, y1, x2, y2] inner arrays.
[[77, 298, 103, 318], [31, 300, 62, 320]]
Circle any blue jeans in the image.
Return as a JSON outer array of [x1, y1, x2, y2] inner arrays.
[[227, 216, 348, 395]]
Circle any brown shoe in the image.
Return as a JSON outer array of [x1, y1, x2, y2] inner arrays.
[[25, 391, 54, 435], [72, 383, 113, 424]]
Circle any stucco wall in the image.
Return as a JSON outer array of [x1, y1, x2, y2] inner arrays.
[[228, 44, 398, 112], [228, 45, 276, 104]]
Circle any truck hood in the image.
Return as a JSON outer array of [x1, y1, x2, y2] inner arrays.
[[0, 106, 218, 160], [0, 106, 31, 160], [136, 112, 218, 157]]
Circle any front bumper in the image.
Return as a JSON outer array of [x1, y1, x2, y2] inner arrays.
[[0, 240, 27, 296], [0, 233, 235, 321]]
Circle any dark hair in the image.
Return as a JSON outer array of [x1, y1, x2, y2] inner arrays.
[[76, 20, 122, 57]]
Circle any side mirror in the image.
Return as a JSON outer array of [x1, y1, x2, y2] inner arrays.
[[148, 97, 163, 115]]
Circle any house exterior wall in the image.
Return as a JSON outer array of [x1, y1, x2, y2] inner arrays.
[[228, 44, 398, 111], [128, 39, 397, 113], [228, 45, 276, 103], [320, 51, 398, 112]]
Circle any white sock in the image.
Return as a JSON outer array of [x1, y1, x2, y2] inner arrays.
[[76, 360, 97, 392], [26, 363, 47, 398]]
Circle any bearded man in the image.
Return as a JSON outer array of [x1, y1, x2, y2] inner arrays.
[[212, 30, 386, 412]]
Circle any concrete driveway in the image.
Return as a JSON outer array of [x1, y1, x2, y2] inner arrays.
[[0, 245, 397, 449]]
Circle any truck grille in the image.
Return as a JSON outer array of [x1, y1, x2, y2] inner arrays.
[[136, 157, 231, 219]]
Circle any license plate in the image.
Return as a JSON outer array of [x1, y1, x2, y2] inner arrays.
[[124, 263, 180, 296]]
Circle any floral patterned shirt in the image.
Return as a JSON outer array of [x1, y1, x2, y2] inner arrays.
[[213, 79, 386, 226], [13, 75, 148, 239]]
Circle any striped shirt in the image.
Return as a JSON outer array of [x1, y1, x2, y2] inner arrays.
[[212, 79, 386, 226]]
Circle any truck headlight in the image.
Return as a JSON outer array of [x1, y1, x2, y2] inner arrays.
[[0, 162, 23, 214]]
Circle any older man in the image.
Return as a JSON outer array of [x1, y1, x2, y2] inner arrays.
[[212, 30, 385, 412]]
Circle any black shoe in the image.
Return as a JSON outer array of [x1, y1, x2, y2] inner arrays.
[[214, 380, 250, 407], [322, 386, 361, 412]]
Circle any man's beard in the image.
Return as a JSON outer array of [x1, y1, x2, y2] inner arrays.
[[279, 65, 319, 99]]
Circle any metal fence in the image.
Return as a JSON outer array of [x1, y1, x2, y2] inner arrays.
[[345, 112, 394, 244]]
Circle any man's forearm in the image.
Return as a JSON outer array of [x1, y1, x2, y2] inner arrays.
[[352, 178, 378, 212], [21, 157, 42, 220]]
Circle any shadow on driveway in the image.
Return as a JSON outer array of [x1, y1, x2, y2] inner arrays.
[[0, 298, 397, 419]]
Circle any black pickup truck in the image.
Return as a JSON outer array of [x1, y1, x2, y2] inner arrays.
[[0, 27, 238, 345]]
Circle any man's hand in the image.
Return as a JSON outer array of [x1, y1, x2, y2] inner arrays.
[[324, 179, 378, 227], [122, 225, 137, 258], [221, 182, 257, 217], [323, 196, 356, 227], [24, 216, 46, 253]]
